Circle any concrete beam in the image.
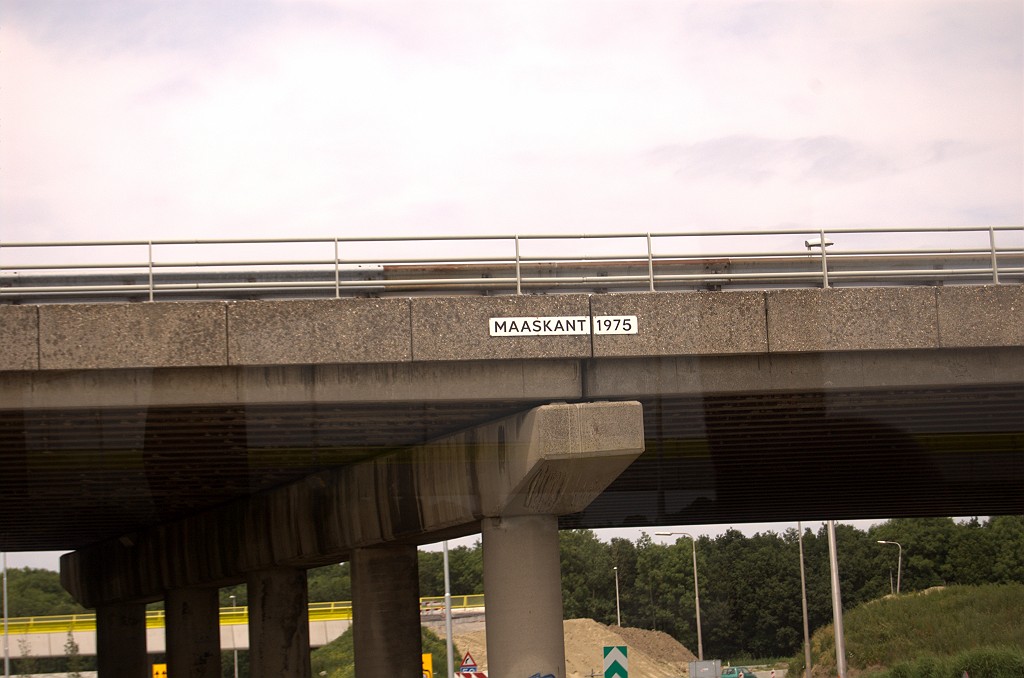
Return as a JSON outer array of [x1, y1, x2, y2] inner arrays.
[[38, 302, 228, 369], [591, 291, 767, 357], [411, 295, 592, 360], [227, 299, 411, 365], [96, 602, 148, 678], [0, 306, 37, 370], [583, 348, 1024, 398], [351, 545, 422, 678], [62, 401, 644, 607], [0, 360, 583, 409], [4, 286, 1023, 374], [166, 587, 221, 678], [247, 568, 311, 678], [766, 287, 939, 352]]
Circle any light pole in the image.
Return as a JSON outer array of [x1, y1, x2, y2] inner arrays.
[[3, 551, 9, 678], [229, 595, 238, 678], [798, 523, 812, 678], [612, 566, 622, 626], [655, 531, 703, 660], [877, 540, 903, 595]]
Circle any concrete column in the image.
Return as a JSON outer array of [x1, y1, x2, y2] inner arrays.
[[166, 587, 221, 678], [96, 601, 148, 678], [482, 514, 566, 678], [351, 544, 422, 678], [247, 567, 311, 678]]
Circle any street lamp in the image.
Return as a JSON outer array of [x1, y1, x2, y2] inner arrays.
[[877, 540, 903, 595], [613, 566, 621, 626], [798, 523, 812, 678], [228, 595, 238, 678], [655, 531, 703, 660]]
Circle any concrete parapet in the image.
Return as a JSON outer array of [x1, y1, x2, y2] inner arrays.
[[937, 285, 1024, 347], [0, 306, 37, 370], [227, 298, 411, 365], [766, 288, 939, 352], [591, 291, 767, 357], [37, 302, 227, 369], [411, 294, 592, 360]]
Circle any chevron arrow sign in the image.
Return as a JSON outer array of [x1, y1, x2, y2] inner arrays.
[[603, 646, 628, 678]]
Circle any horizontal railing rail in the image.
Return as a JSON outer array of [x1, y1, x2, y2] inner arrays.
[[2, 595, 485, 634], [1, 226, 1021, 302]]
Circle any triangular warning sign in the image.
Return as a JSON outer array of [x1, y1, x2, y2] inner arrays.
[[461, 651, 478, 670]]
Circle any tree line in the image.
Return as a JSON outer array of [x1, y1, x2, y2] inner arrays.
[[418, 516, 1024, 659], [4, 516, 1022, 664]]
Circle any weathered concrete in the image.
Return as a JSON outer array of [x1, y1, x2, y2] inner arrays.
[[351, 545, 422, 678], [166, 587, 221, 678], [584, 348, 1024, 398], [38, 302, 227, 369], [0, 306, 37, 370], [591, 291, 767, 356], [5, 286, 1023, 374], [62, 401, 645, 607], [766, 288, 938, 352], [411, 294, 592, 360], [482, 514, 566, 678], [937, 285, 1024, 347], [0, 360, 583, 409], [96, 602, 148, 678], [227, 299, 412, 365], [247, 568, 310, 678]]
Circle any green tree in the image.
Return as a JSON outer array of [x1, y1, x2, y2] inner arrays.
[[4, 567, 87, 617], [308, 562, 351, 602], [559, 529, 616, 624]]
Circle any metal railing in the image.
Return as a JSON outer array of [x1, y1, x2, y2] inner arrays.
[[2, 595, 485, 634], [1, 226, 1021, 303]]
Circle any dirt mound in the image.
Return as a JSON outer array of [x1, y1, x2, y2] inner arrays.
[[454, 619, 695, 678]]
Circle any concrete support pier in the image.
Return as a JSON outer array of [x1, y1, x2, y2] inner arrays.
[[247, 568, 311, 678], [166, 587, 221, 678], [482, 514, 566, 678], [96, 602, 148, 678], [352, 544, 423, 678]]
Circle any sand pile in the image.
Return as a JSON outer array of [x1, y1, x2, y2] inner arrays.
[[454, 619, 696, 678]]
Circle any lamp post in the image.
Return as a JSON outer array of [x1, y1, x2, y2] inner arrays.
[[228, 595, 238, 678], [798, 523, 812, 678], [877, 540, 903, 595], [654, 531, 703, 660], [613, 566, 621, 626], [3, 551, 9, 678]]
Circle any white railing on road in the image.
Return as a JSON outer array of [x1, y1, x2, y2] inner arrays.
[[1, 226, 1021, 302]]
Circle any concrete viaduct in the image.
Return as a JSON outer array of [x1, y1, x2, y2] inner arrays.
[[1, 285, 1023, 678]]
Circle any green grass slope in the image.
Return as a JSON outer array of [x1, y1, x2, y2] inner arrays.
[[311, 625, 459, 678], [790, 584, 1024, 678]]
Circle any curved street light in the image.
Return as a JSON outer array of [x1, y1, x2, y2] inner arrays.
[[655, 531, 703, 660], [877, 540, 903, 595]]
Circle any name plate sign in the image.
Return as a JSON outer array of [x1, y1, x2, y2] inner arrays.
[[489, 315, 637, 336]]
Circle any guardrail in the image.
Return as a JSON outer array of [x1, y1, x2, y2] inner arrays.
[[1, 226, 1021, 303], [1, 595, 485, 635]]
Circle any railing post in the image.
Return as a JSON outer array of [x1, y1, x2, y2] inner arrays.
[[148, 241, 155, 302], [989, 225, 1000, 284], [647, 232, 655, 292], [515, 235, 522, 295], [334, 238, 341, 298], [820, 228, 830, 289]]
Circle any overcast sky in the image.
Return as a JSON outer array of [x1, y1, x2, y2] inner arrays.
[[3, 0, 1021, 244]]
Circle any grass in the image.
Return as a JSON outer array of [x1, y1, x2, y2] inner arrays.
[[788, 584, 1024, 677]]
